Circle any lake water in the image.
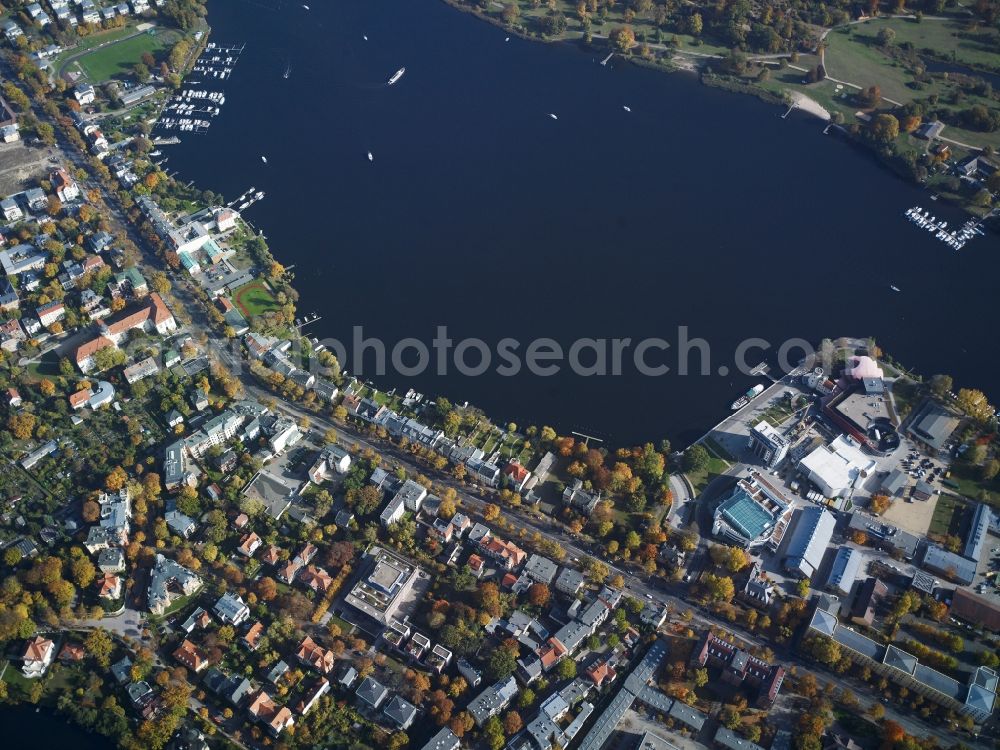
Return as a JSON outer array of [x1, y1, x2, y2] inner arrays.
[[166, 0, 998, 446], [0, 705, 115, 750]]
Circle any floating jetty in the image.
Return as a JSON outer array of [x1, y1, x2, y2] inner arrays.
[[154, 42, 244, 137], [904, 206, 984, 251]]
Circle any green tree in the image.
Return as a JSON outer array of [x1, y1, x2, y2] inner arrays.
[[556, 657, 578, 680], [683, 445, 709, 472], [484, 716, 506, 750], [488, 648, 517, 681], [869, 113, 899, 143]]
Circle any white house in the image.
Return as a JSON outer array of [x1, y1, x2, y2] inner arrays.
[[22, 635, 55, 678]]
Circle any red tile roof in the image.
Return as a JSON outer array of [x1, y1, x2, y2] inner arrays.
[[75, 335, 115, 365]]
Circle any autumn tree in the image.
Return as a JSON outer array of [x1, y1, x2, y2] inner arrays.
[[956, 388, 994, 422], [703, 573, 735, 602], [7, 413, 36, 440], [85, 628, 114, 668], [527, 582, 550, 607], [870, 494, 891, 515], [610, 26, 637, 53], [869, 113, 900, 143], [503, 710, 524, 736]]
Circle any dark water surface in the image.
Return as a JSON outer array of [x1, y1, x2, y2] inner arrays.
[[166, 0, 998, 445], [0, 704, 115, 749]]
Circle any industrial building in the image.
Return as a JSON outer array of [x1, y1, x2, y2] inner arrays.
[[824, 546, 864, 596], [798, 435, 877, 499], [783, 506, 836, 579]]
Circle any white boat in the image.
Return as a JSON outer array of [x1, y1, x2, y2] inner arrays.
[[548, 113, 558, 120], [890, 285, 901, 292], [623, 105, 631, 112], [505, 37, 510, 42], [363, 35, 368, 41], [261, 155, 267, 163], [388, 67, 406, 85], [302, 3, 310, 8], [368, 152, 373, 162]]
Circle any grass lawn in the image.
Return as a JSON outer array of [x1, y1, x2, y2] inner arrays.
[[233, 278, 280, 318], [824, 26, 919, 104], [928, 493, 968, 537], [856, 17, 1000, 72], [53, 25, 138, 74], [890, 379, 921, 421], [77, 28, 180, 83], [686, 455, 729, 498], [702, 437, 734, 462], [948, 462, 1000, 508], [24, 351, 61, 382]]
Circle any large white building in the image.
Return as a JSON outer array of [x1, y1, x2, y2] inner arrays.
[[798, 435, 877, 498]]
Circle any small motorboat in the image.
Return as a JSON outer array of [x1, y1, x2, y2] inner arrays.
[[623, 105, 631, 112], [368, 152, 373, 162], [548, 113, 558, 120], [890, 285, 901, 292], [261, 155, 268, 163]]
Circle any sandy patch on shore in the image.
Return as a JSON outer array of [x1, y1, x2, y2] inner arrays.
[[790, 91, 831, 121]]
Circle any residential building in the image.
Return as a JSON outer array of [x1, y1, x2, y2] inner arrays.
[[51, 168, 79, 202], [747, 420, 789, 468], [173, 639, 209, 673], [524, 553, 558, 585], [213, 592, 250, 626], [165, 509, 196, 538], [467, 676, 518, 727], [420, 728, 460, 750], [123, 357, 159, 384], [554, 567, 585, 596], [295, 677, 330, 716], [237, 531, 262, 557], [22, 635, 55, 678], [356, 677, 389, 710], [383, 694, 418, 730], [563, 479, 600, 513], [147, 555, 201, 615], [247, 690, 295, 736]]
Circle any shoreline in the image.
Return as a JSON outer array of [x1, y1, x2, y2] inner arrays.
[[436, 0, 997, 228]]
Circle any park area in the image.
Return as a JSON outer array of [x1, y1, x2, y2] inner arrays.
[[66, 27, 180, 83], [77, 28, 179, 82], [232, 279, 280, 318]]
